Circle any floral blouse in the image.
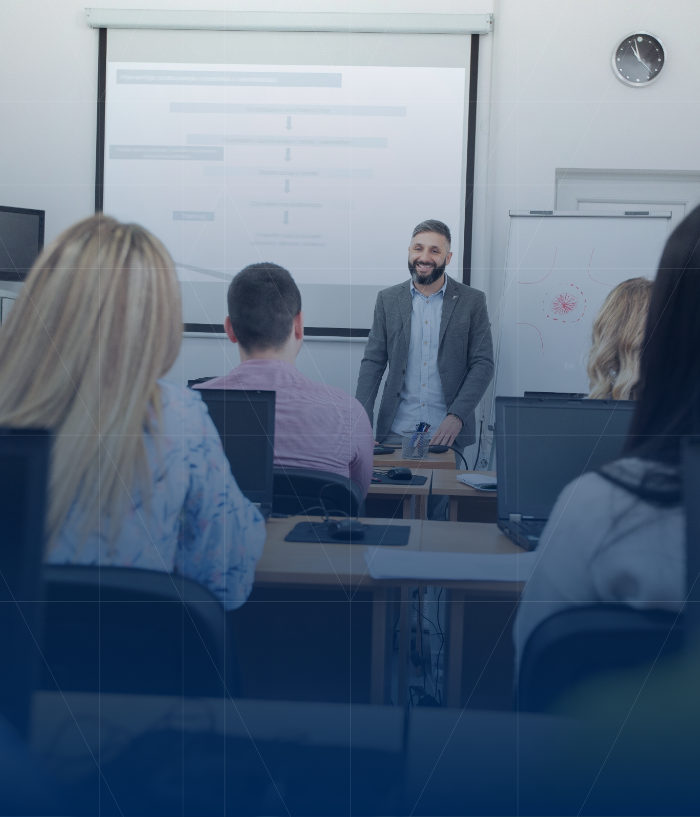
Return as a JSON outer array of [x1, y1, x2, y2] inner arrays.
[[46, 380, 266, 610]]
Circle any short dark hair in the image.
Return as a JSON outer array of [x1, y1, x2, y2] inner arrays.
[[412, 219, 451, 245], [227, 262, 301, 352]]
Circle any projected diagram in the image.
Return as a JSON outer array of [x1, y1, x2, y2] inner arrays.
[[103, 63, 466, 301]]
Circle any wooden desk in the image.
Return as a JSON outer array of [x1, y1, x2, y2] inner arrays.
[[253, 517, 522, 709], [231, 516, 421, 706], [430, 469, 497, 522], [373, 449, 455, 470], [417, 521, 524, 710], [366, 468, 432, 520], [258, 516, 421, 584], [251, 518, 524, 709]]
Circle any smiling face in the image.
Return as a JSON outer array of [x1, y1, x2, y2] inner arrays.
[[407, 231, 453, 286]]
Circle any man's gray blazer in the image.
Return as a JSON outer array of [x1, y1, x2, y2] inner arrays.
[[355, 276, 494, 449]]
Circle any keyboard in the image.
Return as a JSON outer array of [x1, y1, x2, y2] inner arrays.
[[498, 518, 546, 551], [516, 519, 546, 537]]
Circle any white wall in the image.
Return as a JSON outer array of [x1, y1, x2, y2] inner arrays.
[[4, 0, 699, 443], [0, 0, 492, 248], [168, 333, 369, 396], [0, 0, 491, 414], [481, 0, 700, 327], [0, 2, 98, 246]]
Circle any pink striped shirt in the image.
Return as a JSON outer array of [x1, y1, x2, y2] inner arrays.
[[196, 360, 374, 497]]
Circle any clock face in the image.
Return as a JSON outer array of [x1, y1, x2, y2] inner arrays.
[[613, 33, 665, 86]]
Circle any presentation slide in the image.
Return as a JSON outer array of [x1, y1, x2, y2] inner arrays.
[[103, 62, 466, 329]]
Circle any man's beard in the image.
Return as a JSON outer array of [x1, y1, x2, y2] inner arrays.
[[408, 259, 446, 286]]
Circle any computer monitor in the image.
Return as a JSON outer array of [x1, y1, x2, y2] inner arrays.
[[0, 428, 51, 735], [495, 397, 636, 521], [0, 206, 45, 282], [523, 391, 587, 399], [197, 389, 275, 516]]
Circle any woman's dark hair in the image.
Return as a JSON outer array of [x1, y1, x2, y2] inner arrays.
[[227, 262, 301, 352], [625, 203, 700, 464]]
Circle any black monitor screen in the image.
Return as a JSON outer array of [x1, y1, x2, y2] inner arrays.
[[498, 401, 634, 520], [198, 390, 275, 504], [0, 430, 50, 735], [0, 455, 29, 596], [0, 206, 45, 282]]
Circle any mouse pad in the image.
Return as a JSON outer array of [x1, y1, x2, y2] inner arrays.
[[371, 474, 427, 486], [284, 521, 410, 546]]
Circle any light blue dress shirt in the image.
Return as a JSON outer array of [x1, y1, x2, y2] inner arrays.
[[391, 278, 448, 435]]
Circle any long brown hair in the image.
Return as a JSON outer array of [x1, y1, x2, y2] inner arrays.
[[0, 215, 182, 547], [587, 277, 653, 400]]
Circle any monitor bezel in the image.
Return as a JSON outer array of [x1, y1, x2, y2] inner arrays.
[[0, 428, 51, 735], [197, 388, 276, 507], [0, 205, 45, 282], [495, 396, 636, 522]]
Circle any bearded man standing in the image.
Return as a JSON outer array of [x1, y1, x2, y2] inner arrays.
[[355, 219, 494, 474]]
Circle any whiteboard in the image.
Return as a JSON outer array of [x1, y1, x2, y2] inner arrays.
[[493, 211, 671, 412]]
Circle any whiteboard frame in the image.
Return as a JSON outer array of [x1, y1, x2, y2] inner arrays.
[[489, 209, 672, 428], [509, 210, 672, 218]]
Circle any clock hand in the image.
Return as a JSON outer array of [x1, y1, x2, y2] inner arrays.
[[631, 40, 651, 72]]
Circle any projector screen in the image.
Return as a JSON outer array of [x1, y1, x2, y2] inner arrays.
[[103, 31, 473, 332]]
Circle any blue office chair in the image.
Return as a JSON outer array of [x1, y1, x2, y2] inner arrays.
[[40, 565, 239, 698], [516, 436, 700, 712], [272, 467, 365, 517], [516, 604, 683, 712]]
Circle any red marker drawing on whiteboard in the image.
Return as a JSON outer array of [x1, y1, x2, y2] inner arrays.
[[516, 322, 544, 353]]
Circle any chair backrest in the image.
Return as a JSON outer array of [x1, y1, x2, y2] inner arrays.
[[272, 468, 365, 517], [517, 605, 683, 712], [40, 565, 238, 698], [0, 428, 51, 736], [682, 438, 700, 634], [187, 377, 216, 388]]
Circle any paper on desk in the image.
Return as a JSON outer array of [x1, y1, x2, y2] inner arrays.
[[364, 548, 538, 582], [456, 473, 497, 490]]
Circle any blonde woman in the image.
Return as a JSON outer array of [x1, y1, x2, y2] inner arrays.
[[0, 215, 265, 609], [587, 277, 653, 400]]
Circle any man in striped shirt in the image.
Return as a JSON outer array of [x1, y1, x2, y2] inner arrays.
[[195, 263, 373, 497]]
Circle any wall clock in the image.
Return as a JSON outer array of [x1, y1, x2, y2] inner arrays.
[[612, 32, 665, 87]]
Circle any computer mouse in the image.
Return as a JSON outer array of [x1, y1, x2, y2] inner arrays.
[[328, 519, 365, 540], [373, 445, 396, 455], [387, 467, 413, 481], [428, 445, 450, 454]]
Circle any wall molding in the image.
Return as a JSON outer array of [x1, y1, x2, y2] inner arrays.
[[85, 9, 493, 34], [183, 332, 368, 343], [555, 168, 700, 231]]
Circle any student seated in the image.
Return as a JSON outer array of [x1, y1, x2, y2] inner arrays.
[[196, 263, 374, 497], [0, 215, 265, 610], [515, 205, 700, 667], [587, 276, 653, 400]]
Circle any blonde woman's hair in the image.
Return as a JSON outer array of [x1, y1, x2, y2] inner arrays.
[[587, 277, 653, 401], [0, 215, 182, 548]]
